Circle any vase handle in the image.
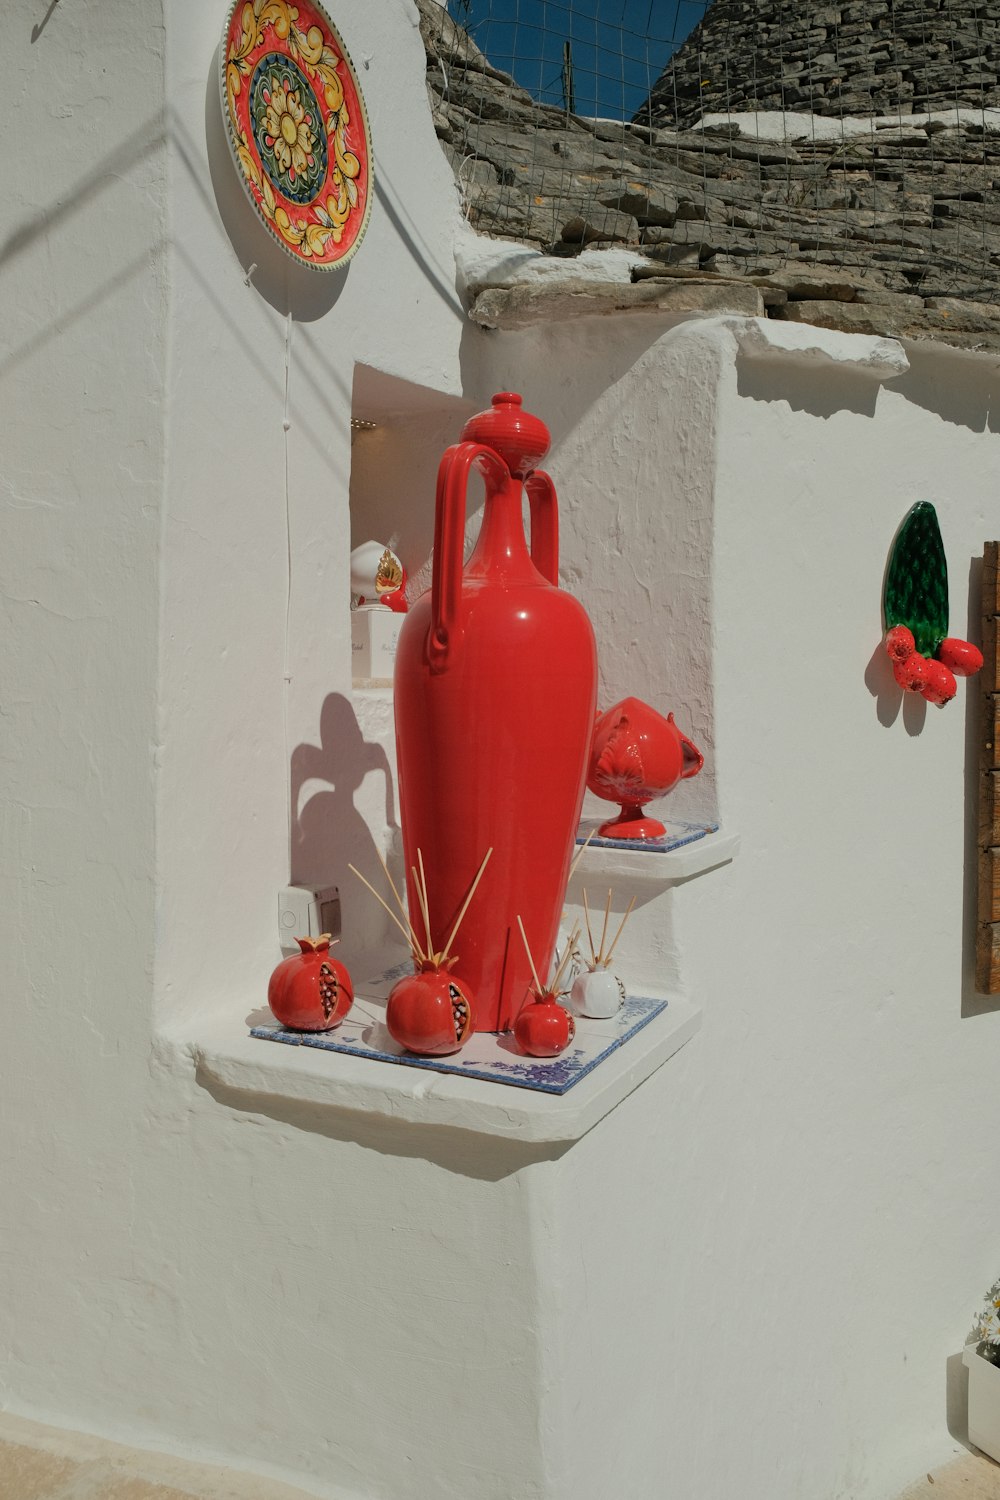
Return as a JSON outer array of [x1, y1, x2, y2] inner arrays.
[[430, 440, 509, 673], [679, 730, 704, 779], [525, 469, 559, 586]]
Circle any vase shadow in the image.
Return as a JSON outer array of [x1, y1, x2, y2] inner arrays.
[[291, 691, 399, 971]]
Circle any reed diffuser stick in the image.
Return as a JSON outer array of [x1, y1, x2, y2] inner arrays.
[[550, 924, 581, 995], [602, 896, 636, 970], [568, 829, 595, 881], [375, 845, 424, 961], [598, 888, 613, 966], [581, 888, 597, 969], [413, 851, 433, 958], [349, 864, 424, 958], [441, 847, 493, 964], [516, 915, 543, 995]]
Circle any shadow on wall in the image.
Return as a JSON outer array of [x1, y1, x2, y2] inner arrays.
[[946, 1347, 977, 1452], [864, 643, 928, 736], [891, 344, 1000, 435], [291, 693, 398, 961], [30, 0, 59, 43], [736, 341, 1000, 432], [0, 112, 169, 385], [196, 1064, 573, 1176], [735, 355, 883, 420]]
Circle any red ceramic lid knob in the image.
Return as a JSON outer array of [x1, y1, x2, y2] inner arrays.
[[461, 392, 551, 479]]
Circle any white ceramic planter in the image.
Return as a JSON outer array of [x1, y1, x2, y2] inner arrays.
[[963, 1343, 1000, 1462], [569, 968, 624, 1019]]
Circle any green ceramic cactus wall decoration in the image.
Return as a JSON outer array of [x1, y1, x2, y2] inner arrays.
[[881, 501, 983, 707], [883, 501, 949, 659]]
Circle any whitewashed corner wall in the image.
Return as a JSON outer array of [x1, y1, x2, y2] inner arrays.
[[4, 1, 1000, 1499], [682, 332, 1000, 1500], [0, 0, 168, 1448]]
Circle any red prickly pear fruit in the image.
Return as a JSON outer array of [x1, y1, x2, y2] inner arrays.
[[893, 653, 930, 693], [884, 625, 916, 663], [936, 637, 984, 678], [921, 659, 958, 706]]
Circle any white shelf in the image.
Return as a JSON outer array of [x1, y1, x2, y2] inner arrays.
[[159, 991, 700, 1147], [572, 827, 740, 884], [164, 817, 734, 1147]]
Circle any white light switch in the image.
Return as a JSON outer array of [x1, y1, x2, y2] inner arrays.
[[278, 886, 341, 952]]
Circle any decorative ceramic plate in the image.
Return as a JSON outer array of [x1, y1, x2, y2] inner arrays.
[[221, 0, 373, 270]]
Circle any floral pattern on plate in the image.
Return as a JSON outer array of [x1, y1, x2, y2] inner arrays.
[[250, 54, 328, 203]]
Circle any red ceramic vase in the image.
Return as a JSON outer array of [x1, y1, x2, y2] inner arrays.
[[588, 697, 703, 840], [385, 966, 474, 1056], [513, 996, 576, 1058], [394, 394, 598, 1032], [268, 936, 353, 1031]]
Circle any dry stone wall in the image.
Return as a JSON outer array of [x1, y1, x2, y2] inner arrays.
[[417, 0, 1000, 350], [643, 0, 1000, 131]]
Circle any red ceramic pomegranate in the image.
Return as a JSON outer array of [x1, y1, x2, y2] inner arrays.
[[587, 697, 703, 840], [268, 936, 353, 1031], [385, 965, 474, 1056], [513, 995, 576, 1058], [394, 393, 598, 1032]]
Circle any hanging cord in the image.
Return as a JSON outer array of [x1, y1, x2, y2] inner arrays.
[[283, 309, 293, 866]]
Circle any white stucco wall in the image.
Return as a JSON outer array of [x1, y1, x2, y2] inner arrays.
[[538, 318, 1000, 1500], [4, 3, 1000, 1499], [0, 0, 168, 1448], [157, 0, 472, 1022]]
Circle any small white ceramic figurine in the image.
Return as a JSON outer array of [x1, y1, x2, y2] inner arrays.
[[568, 887, 636, 1020], [350, 540, 407, 611]]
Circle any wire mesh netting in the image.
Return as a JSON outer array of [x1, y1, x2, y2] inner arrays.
[[444, 0, 706, 122], [419, 0, 1000, 307]]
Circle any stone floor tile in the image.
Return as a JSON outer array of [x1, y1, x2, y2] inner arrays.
[[73, 1471, 200, 1500], [0, 1415, 318, 1500], [0, 1440, 85, 1500], [898, 1452, 1000, 1498]]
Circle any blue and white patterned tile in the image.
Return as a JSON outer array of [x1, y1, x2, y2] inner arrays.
[[251, 978, 668, 1096], [575, 816, 719, 855]]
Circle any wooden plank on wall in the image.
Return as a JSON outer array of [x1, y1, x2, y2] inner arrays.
[[978, 922, 1000, 996], [979, 848, 1000, 925], [982, 616, 1000, 695], [985, 696, 1000, 771], [980, 769, 1000, 850], [977, 541, 1000, 993]]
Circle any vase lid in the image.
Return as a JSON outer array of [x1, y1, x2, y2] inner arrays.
[[461, 393, 550, 479]]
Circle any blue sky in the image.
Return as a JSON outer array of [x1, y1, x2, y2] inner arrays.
[[447, 0, 706, 120]]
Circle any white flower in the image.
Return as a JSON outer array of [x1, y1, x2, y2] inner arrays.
[[979, 1313, 1000, 1344]]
